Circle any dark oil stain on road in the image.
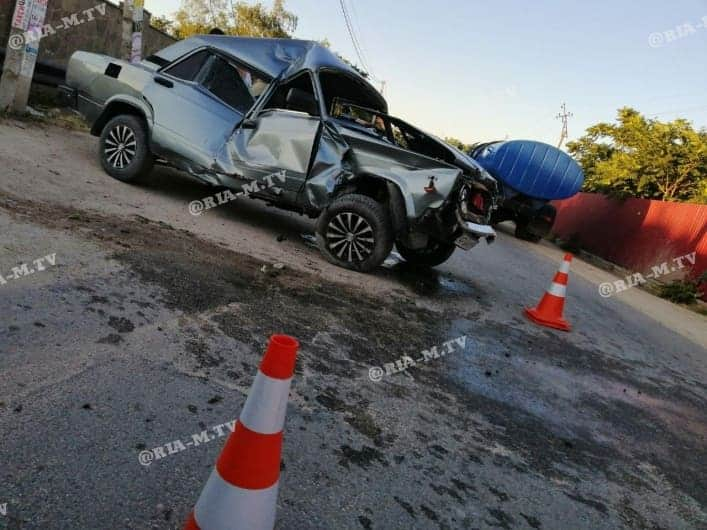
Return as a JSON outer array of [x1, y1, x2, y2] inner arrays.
[[2, 191, 705, 529]]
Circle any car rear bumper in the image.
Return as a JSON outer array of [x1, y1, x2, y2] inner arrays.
[[57, 85, 78, 109]]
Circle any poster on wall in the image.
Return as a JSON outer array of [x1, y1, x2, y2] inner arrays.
[[25, 0, 48, 45], [130, 0, 144, 63], [130, 32, 142, 64], [11, 0, 34, 31]]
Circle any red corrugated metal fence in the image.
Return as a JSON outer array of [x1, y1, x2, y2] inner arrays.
[[551, 193, 707, 293]]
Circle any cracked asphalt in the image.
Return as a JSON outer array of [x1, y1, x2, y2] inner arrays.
[[0, 118, 706, 529]]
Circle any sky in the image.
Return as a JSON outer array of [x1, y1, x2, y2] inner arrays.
[[146, 0, 707, 147]]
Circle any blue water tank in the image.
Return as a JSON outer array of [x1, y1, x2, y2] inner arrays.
[[472, 140, 584, 200]]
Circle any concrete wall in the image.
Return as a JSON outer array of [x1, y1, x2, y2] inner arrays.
[[0, 0, 176, 69]]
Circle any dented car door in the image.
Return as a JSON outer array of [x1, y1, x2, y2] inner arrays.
[[217, 72, 322, 194]]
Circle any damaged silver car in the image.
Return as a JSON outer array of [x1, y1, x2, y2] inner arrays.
[[60, 36, 498, 271]]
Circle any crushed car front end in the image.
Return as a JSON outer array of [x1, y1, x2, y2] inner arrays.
[[318, 103, 499, 257]]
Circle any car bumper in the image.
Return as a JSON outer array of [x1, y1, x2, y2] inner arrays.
[[455, 218, 496, 250], [57, 85, 78, 109]]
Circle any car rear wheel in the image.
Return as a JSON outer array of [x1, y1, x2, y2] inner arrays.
[[99, 114, 153, 182], [396, 239, 456, 267], [316, 194, 393, 272], [514, 220, 542, 242]]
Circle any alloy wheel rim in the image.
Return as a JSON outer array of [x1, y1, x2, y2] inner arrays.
[[105, 125, 137, 169], [326, 212, 375, 263]]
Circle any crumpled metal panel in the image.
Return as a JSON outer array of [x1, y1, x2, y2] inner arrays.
[[151, 36, 387, 112], [213, 110, 320, 194], [231, 113, 318, 175], [305, 123, 462, 218]]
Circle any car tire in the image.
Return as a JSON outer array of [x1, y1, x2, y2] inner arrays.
[[515, 220, 542, 243], [396, 239, 456, 267], [99, 114, 153, 183], [316, 194, 393, 272]]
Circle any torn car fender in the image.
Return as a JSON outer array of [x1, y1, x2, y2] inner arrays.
[[304, 121, 461, 221]]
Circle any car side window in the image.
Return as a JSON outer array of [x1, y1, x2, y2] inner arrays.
[[262, 73, 319, 116], [200, 55, 255, 114], [163, 50, 209, 82]]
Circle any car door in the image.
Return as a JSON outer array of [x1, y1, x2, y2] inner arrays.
[[218, 72, 322, 195], [143, 49, 263, 171]]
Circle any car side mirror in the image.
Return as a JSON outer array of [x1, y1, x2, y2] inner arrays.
[[286, 88, 317, 115]]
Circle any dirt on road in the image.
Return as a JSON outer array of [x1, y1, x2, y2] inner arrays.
[[1, 118, 706, 530]]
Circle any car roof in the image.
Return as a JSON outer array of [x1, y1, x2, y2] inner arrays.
[[155, 35, 365, 80], [154, 35, 388, 114]]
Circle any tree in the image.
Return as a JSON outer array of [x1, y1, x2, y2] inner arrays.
[[567, 107, 707, 203], [171, 0, 297, 39], [445, 137, 473, 153], [150, 15, 176, 36]]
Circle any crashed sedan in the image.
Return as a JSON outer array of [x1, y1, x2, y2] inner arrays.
[[60, 36, 498, 271]]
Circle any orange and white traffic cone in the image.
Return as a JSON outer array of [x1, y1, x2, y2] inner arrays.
[[524, 253, 573, 332], [184, 334, 299, 530]]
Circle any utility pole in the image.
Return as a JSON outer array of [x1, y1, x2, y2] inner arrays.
[[0, 0, 48, 113], [121, 0, 133, 61], [121, 0, 143, 63], [556, 102, 573, 149]]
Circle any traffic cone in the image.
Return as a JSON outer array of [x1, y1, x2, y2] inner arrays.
[[184, 334, 300, 530], [524, 253, 572, 331]]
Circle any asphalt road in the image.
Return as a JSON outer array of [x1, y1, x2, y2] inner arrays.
[[1, 118, 706, 530]]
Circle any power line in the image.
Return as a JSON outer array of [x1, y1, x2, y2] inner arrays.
[[346, 0, 372, 76], [649, 104, 707, 117], [338, 0, 370, 75]]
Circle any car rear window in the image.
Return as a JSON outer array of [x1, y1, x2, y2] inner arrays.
[[164, 50, 209, 82]]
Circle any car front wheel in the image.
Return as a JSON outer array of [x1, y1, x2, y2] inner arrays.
[[99, 114, 153, 182], [316, 194, 393, 272], [396, 239, 456, 267]]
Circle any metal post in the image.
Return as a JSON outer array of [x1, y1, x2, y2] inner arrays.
[[556, 102, 573, 149], [121, 0, 133, 61], [0, 0, 48, 113]]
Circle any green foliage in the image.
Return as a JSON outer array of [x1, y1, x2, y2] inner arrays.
[[658, 272, 707, 304], [659, 280, 699, 304], [156, 3, 368, 78], [150, 15, 175, 36], [171, 0, 297, 39], [567, 108, 707, 203], [445, 137, 473, 153]]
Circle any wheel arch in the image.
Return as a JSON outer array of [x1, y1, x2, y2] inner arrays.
[[336, 173, 410, 236], [91, 96, 152, 137]]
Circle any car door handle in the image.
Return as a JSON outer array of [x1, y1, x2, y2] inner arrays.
[[154, 76, 173, 88]]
